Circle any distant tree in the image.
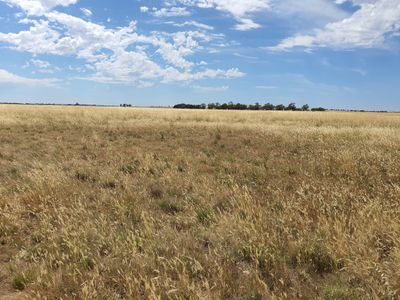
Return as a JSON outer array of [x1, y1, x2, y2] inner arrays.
[[249, 102, 261, 110], [173, 101, 326, 112], [173, 103, 187, 109], [311, 107, 326, 111], [262, 103, 275, 110], [234, 103, 248, 110], [286, 102, 297, 111]]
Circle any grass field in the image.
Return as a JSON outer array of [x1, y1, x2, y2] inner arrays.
[[0, 105, 399, 299]]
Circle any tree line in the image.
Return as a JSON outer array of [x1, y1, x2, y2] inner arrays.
[[173, 102, 326, 111]]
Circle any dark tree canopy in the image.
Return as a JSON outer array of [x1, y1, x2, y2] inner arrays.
[[173, 102, 325, 112]]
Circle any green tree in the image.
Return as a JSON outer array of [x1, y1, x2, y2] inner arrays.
[[287, 102, 297, 111]]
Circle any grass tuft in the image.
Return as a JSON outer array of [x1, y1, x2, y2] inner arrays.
[[158, 200, 183, 215], [11, 274, 29, 291]]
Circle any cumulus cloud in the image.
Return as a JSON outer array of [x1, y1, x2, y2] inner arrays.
[[0, 7, 244, 85], [139, 6, 149, 13], [269, 0, 400, 51], [174, 0, 270, 30], [3, 0, 78, 15]]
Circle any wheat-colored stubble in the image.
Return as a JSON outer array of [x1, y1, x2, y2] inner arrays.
[[0, 105, 399, 299]]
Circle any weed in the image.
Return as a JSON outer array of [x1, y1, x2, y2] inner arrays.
[[243, 138, 252, 146], [12, 273, 29, 291], [196, 207, 214, 225], [120, 160, 140, 174], [323, 286, 361, 300], [158, 200, 183, 215], [290, 243, 340, 274], [149, 183, 164, 199], [75, 171, 93, 182], [102, 180, 117, 189]]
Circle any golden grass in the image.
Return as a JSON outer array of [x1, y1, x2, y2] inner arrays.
[[0, 105, 399, 299]]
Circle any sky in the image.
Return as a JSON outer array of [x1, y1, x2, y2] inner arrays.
[[0, 0, 399, 110]]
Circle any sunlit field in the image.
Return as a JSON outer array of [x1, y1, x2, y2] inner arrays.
[[0, 105, 399, 299]]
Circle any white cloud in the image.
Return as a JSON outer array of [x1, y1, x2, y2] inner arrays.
[[162, 67, 244, 83], [174, 0, 270, 30], [233, 52, 257, 59], [270, 0, 400, 51], [24, 58, 61, 73], [177, 0, 269, 18], [30, 58, 51, 68], [193, 84, 229, 92], [153, 7, 191, 17], [139, 6, 149, 13], [350, 68, 367, 76], [3, 0, 78, 15], [272, 0, 349, 23], [170, 20, 214, 31], [234, 18, 261, 31], [256, 85, 277, 89], [0, 68, 58, 86], [0, 8, 244, 85], [80, 8, 92, 17]]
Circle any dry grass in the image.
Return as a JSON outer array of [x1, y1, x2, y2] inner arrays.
[[0, 105, 399, 299]]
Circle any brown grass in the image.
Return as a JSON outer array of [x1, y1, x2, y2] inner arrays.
[[0, 105, 399, 299]]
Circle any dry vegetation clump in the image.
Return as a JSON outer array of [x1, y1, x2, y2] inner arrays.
[[0, 105, 400, 299]]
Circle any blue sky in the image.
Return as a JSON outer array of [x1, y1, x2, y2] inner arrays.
[[0, 0, 399, 110]]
